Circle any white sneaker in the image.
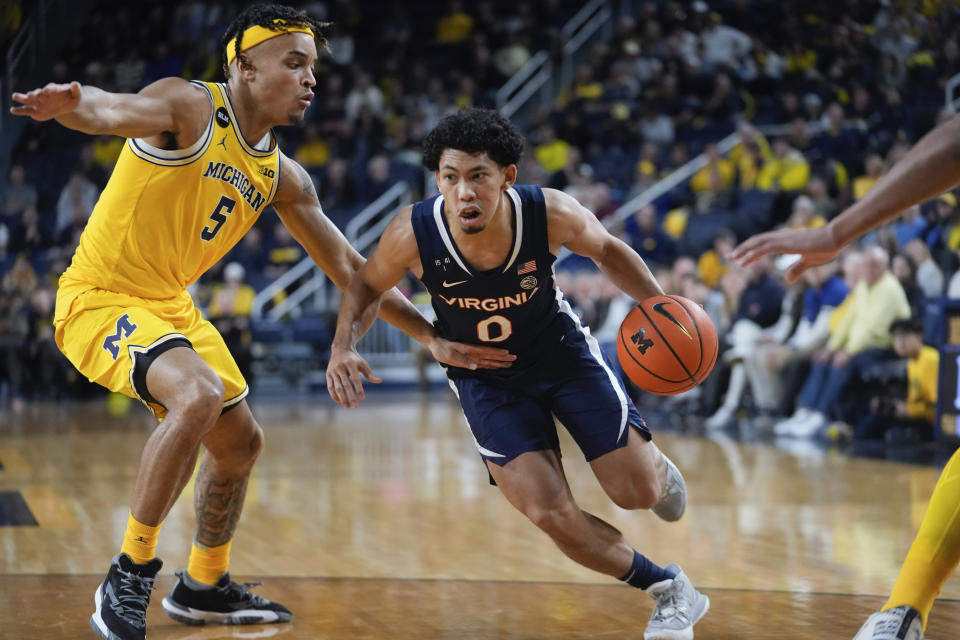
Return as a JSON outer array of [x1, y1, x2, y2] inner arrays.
[[773, 408, 810, 435], [851, 606, 923, 639], [644, 564, 710, 640], [651, 453, 687, 522], [704, 407, 734, 430], [790, 410, 827, 438]]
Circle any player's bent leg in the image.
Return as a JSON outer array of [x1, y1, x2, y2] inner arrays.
[[162, 401, 291, 626], [590, 430, 687, 521], [488, 450, 636, 577]]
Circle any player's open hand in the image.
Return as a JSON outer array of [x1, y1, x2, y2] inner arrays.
[[326, 346, 381, 409], [11, 81, 82, 121], [427, 337, 517, 370], [730, 225, 841, 284]]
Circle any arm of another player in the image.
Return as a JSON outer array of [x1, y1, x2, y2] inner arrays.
[[544, 188, 664, 302], [732, 113, 960, 283], [10, 78, 209, 139]]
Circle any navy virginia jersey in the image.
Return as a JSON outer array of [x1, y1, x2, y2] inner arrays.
[[411, 184, 580, 382]]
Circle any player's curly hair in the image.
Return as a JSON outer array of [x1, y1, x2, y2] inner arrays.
[[421, 107, 525, 171], [220, 4, 329, 78]]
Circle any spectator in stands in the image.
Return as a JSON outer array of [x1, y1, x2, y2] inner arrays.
[[55, 170, 98, 236], [208, 262, 256, 387], [10, 206, 53, 257], [435, 0, 474, 44], [690, 143, 735, 212], [294, 123, 330, 171], [891, 252, 925, 323], [813, 103, 861, 175], [3, 165, 37, 219], [563, 163, 614, 219], [785, 195, 826, 230], [701, 11, 751, 68], [904, 238, 944, 299], [356, 153, 393, 207], [345, 72, 385, 123], [625, 203, 676, 268], [317, 157, 357, 222], [895, 205, 927, 249], [0, 225, 11, 275], [775, 246, 910, 438], [534, 125, 570, 174], [806, 175, 836, 220], [24, 285, 66, 399], [924, 191, 960, 274], [706, 254, 788, 428], [855, 318, 937, 441], [853, 153, 886, 201], [749, 262, 849, 420], [698, 228, 736, 289], [757, 138, 810, 194]]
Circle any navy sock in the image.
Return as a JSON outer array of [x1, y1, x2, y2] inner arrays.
[[618, 550, 676, 589]]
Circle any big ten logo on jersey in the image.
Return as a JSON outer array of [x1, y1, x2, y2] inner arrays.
[[102, 314, 138, 360]]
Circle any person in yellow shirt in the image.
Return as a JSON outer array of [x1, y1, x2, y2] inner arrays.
[[852, 153, 886, 201], [697, 228, 736, 289], [854, 318, 938, 440], [757, 138, 810, 192], [732, 112, 960, 640], [11, 6, 513, 640], [690, 143, 735, 211]]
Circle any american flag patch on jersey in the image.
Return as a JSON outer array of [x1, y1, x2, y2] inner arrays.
[[517, 259, 536, 274]]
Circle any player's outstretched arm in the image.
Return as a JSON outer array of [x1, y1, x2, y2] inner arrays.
[[732, 113, 960, 283], [10, 77, 209, 139], [544, 188, 664, 302]]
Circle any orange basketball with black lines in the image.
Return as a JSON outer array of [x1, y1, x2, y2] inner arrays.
[[616, 295, 718, 395]]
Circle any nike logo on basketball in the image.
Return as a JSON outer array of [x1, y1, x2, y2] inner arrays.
[[652, 301, 692, 339], [442, 279, 468, 287]]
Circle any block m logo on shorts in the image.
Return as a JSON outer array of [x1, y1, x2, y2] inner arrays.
[[102, 314, 138, 360]]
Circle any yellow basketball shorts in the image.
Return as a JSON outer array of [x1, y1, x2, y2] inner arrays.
[[54, 279, 247, 420]]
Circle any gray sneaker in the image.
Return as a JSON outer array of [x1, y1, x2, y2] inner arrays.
[[851, 606, 924, 640], [644, 564, 709, 640], [651, 453, 687, 522]]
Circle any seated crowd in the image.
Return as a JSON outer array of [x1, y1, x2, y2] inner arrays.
[[1, 0, 958, 442]]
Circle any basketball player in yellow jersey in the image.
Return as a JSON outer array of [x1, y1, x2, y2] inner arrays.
[[10, 5, 514, 640], [733, 113, 960, 640]]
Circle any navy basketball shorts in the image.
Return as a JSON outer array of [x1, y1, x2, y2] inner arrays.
[[449, 328, 651, 467]]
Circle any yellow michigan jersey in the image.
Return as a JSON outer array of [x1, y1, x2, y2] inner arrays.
[[54, 81, 280, 418]]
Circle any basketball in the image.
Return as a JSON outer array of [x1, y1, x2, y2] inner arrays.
[[616, 295, 718, 395]]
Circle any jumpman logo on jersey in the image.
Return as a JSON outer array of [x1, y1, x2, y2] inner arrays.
[[217, 135, 227, 149]]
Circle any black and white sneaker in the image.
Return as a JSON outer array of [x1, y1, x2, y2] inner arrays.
[[90, 553, 162, 640], [162, 569, 292, 626]]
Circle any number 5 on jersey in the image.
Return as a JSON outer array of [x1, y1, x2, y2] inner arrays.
[[201, 195, 236, 241]]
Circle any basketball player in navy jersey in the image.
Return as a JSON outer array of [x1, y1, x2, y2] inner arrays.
[[325, 108, 709, 639]]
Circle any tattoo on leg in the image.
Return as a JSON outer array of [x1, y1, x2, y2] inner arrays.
[[194, 455, 250, 548]]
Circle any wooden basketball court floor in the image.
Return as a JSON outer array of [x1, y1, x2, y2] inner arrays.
[[2, 392, 959, 639]]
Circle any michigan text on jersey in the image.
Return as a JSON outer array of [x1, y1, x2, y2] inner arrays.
[[202, 161, 268, 212]]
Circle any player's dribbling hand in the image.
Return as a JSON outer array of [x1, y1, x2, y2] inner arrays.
[[326, 346, 382, 409], [427, 338, 516, 371], [730, 225, 841, 284], [11, 81, 82, 121]]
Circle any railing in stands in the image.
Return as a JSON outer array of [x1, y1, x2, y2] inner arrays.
[[250, 181, 411, 325], [496, 0, 612, 125]]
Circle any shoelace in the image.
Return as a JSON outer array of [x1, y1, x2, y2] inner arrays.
[[651, 582, 688, 624], [219, 579, 269, 606], [111, 568, 157, 627]]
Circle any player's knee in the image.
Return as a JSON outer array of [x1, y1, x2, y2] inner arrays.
[[172, 375, 225, 425], [525, 500, 579, 540], [607, 478, 660, 511]]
